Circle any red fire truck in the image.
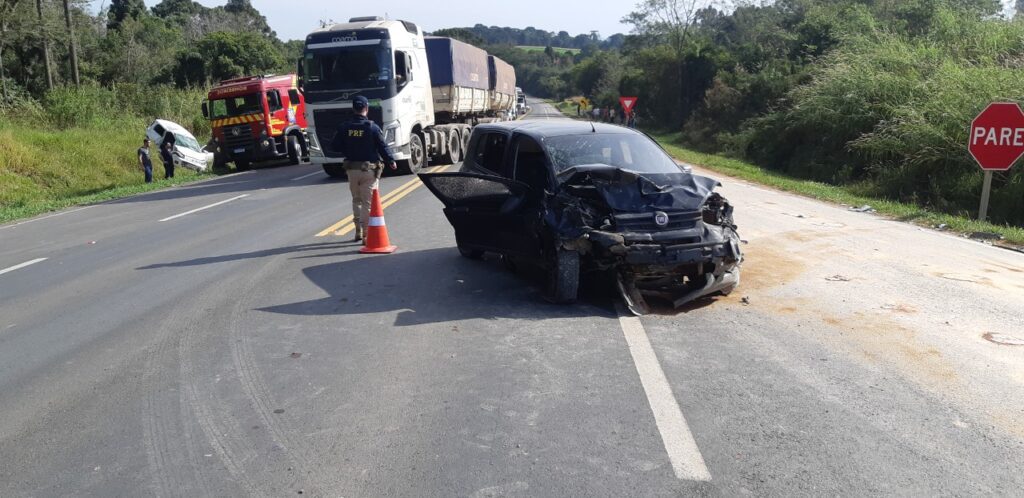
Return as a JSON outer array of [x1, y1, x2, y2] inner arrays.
[[202, 74, 308, 170]]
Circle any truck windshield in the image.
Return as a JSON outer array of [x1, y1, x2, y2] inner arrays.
[[543, 133, 683, 176], [303, 46, 394, 101], [209, 94, 262, 119]]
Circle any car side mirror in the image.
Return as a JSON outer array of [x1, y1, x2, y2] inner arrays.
[[201, 101, 209, 118]]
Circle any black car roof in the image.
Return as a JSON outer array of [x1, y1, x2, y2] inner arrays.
[[473, 120, 640, 138]]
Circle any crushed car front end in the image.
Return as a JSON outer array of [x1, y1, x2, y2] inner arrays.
[[548, 166, 743, 314]]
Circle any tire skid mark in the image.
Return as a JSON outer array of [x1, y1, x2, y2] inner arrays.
[[226, 259, 334, 495], [141, 351, 174, 497], [180, 316, 265, 498]]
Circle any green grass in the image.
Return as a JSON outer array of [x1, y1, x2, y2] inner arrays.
[[516, 45, 581, 55], [0, 115, 218, 225], [1, 173, 212, 224], [544, 98, 1024, 247]]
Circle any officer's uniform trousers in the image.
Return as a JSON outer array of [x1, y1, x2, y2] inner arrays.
[[343, 160, 381, 235]]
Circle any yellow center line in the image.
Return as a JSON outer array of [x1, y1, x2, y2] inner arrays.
[[314, 164, 453, 237]]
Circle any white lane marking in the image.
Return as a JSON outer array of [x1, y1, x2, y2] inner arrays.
[[0, 206, 94, 230], [0, 258, 48, 276], [617, 308, 712, 481], [159, 195, 249, 222], [291, 170, 322, 181]]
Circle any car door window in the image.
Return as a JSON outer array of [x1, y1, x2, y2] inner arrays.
[[288, 89, 301, 106], [471, 132, 509, 176], [512, 136, 549, 192]]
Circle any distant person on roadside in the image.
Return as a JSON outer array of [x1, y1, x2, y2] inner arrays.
[[138, 138, 153, 183], [576, 101, 581, 116], [160, 139, 175, 179], [332, 95, 397, 242], [627, 112, 637, 129], [592, 106, 600, 121], [609, 107, 617, 124]]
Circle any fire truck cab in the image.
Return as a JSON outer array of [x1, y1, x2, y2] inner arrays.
[[202, 74, 308, 170]]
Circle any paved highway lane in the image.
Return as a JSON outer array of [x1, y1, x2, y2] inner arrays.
[[1, 103, 1023, 496]]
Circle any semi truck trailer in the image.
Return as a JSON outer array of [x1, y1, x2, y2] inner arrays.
[[299, 16, 516, 176]]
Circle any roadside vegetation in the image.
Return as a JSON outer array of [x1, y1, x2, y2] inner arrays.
[[0, 0, 298, 223], [447, 0, 1024, 230]]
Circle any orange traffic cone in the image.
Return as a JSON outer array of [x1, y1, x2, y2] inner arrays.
[[360, 187, 397, 254]]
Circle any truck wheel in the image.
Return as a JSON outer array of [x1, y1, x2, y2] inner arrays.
[[400, 133, 425, 175], [287, 135, 301, 165], [441, 131, 461, 164], [545, 246, 580, 304], [235, 160, 251, 171], [322, 163, 347, 178], [460, 127, 471, 157]]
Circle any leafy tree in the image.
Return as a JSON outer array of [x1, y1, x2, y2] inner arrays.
[[107, 0, 146, 31], [172, 31, 282, 87]]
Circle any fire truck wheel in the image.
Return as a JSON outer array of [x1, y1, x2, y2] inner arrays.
[[287, 135, 301, 165]]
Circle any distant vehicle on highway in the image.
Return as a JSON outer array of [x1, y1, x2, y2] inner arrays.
[[515, 87, 527, 116], [145, 119, 213, 172], [418, 121, 743, 314]]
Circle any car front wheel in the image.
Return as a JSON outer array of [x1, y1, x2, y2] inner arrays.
[[546, 246, 579, 304]]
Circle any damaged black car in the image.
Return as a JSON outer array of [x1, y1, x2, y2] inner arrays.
[[418, 121, 743, 315]]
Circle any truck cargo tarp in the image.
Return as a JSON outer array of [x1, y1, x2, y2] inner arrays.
[[425, 37, 489, 90], [488, 55, 516, 94]]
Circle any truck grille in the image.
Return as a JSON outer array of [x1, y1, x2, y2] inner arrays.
[[614, 211, 701, 232], [313, 108, 384, 157], [223, 124, 254, 149]]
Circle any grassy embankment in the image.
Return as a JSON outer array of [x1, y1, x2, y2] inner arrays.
[[550, 98, 1024, 246], [0, 85, 222, 225]]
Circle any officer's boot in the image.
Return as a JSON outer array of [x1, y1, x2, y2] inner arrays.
[[354, 223, 364, 242]]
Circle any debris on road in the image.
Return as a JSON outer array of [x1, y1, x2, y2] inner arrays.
[[741, 296, 751, 305], [850, 205, 876, 213], [290, 352, 302, 359], [935, 223, 949, 230], [983, 332, 1024, 346], [825, 275, 851, 282]]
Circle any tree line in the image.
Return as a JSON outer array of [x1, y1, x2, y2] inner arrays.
[[456, 0, 1024, 226], [0, 0, 297, 105]]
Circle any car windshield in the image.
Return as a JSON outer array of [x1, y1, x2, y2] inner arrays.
[[303, 46, 392, 92], [173, 133, 202, 152], [209, 94, 262, 119], [542, 133, 683, 175]]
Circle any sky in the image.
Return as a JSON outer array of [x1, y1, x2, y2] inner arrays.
[[89, 0, 639, 42]]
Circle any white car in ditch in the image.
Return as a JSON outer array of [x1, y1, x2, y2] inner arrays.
[[146, 119, 213, 172]]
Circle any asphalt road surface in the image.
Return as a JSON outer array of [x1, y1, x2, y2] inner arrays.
[[2, 101, 1023, 497]]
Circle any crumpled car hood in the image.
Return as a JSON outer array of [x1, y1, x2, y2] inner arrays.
[[555, 165, 720, 212]]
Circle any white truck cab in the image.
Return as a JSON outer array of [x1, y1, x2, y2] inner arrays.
[[300, 17, 433, 175]]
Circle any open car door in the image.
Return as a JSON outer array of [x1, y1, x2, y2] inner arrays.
[[419, 172, 543, 258]]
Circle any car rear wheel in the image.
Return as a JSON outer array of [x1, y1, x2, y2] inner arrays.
[[546, 246, 579, 304]]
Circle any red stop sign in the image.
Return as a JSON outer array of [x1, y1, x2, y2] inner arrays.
[[969, 102, 1024, 171]]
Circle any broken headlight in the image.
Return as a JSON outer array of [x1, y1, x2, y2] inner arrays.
[[702, 193, 734, 227]]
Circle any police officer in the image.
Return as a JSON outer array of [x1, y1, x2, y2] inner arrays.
[[332, 96, 397, 241]]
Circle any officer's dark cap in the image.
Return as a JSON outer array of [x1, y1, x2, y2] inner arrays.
[[352, 95, 369, 110]]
